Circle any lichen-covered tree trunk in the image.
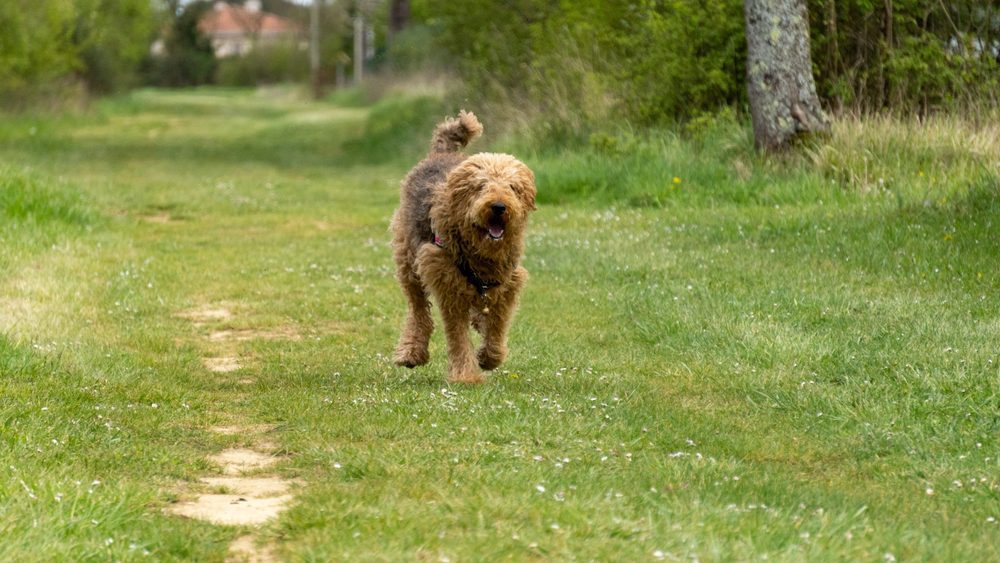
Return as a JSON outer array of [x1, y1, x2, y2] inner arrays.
[[744, 0, 830, 151]]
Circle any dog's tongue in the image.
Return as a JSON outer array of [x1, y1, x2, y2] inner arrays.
[[488, 225, 504, 239]]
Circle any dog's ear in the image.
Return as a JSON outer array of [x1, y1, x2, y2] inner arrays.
[[445, 160, 480, 195], [514, 165, 537, 211], [435, 160, 481, 230]]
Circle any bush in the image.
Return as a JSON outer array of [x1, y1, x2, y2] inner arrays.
[[385, 24, 447, 75], [142, 1, 216, 88], [421, 0, 998, 129], [0, 0, 154, 107], [216, 43, 310, 87], [74, 0, 156, 94], [613, 1, 746, 124], [340, 94, 449, 164]]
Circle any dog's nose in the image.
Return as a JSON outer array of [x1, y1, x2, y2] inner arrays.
[[490, 203, 507, 216]]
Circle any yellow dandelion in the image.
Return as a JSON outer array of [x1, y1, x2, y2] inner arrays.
[[672, 176, 682, 185], [509, 373, 521, 380], [918, 170, 925, 177]]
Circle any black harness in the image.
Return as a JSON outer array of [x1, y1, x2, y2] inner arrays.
[[433, 233, 501, 295]]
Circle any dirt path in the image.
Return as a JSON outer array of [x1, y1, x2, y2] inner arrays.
[[168, 305, 302, 560]]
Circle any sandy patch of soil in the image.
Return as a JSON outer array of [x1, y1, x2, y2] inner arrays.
[[209, 327, 301, 342], [141, 213, 174, 224], [203, 356, 242, 373], [201, 476, 290, 496], [209, 424, 276, 436], [209, 448, 280, 476], [226, 535, 276, 563], [167, 448, 292, 528], [168, 494, 293, 526], [177, 306, 233, 324]]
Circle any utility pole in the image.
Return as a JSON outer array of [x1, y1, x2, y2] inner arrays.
[[310, 0, 322, 99], [353, 15, 365, 85]]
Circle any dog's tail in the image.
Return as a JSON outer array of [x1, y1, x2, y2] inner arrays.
[[429, 110, 483, 155]]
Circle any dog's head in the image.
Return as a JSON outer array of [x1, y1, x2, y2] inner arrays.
[[434, 153, 536, 258]]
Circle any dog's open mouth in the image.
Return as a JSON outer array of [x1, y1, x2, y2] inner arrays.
[[485, 217, 505, 240]]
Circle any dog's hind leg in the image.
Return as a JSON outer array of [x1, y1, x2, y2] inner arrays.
[[393, 262, 433, 368], [476, 266, 527, 371]]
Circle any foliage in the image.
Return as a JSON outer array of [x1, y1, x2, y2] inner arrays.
[[341, 93, 449, 163], [384, 24, 447, 74], [809, 0, 1000, 113], [73, 0, 157, 94], [516, 107, 999, 207], [416, 0, 999, 129], [0, 2, 78, 108], [142, 1, 217, 87], [216, 42, 310, 86], [613, 1, 747, 124], [0, 0, 154, 108]]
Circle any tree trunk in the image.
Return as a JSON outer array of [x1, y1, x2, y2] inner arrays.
[[353, 15, 364, 85], [386, 0, 410, 57], [744, 0, 830, 151], [310, 0, 322, 100], [389, 0, 410, 37]]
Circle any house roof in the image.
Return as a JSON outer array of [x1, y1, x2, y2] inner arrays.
[[199, 2, 299, 36]]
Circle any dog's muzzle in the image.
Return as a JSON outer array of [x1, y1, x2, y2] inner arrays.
[[486, 203, 506, 240]]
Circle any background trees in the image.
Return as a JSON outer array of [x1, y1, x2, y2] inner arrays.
[[415, 0, 998, 129], [143, 0, 216, 87], [1, 0, 996, 120], [0, 0, 153, 107]]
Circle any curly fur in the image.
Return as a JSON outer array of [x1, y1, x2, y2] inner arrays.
[[391, 111, 536, 383]]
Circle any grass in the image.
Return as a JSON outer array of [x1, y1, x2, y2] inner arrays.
[[0, 87, 997, 560]]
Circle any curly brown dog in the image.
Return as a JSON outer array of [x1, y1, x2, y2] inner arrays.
[[391, 111, 536, 384]]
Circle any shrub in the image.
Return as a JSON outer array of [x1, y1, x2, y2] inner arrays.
[[421, 0, 998, 129], [340, 94, 449, 164], [385, 24, 446, 75], [142, 1, 216, 88], [216, 43, 310, 87], [0, 0, 154, 107]]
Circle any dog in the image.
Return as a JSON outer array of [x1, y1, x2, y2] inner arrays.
[[391, 111, 536, 384]]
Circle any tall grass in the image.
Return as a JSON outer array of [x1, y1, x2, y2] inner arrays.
[[0, 167, 92, 226], [342, 77, 998, 217], [493, 108, 1000, 211], [806, 112, 1000, 200]]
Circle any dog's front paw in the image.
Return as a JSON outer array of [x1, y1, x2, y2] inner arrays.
[[393, 345, 429, 368], [476, 345, 507, 371], [448, 369, 485, 384]]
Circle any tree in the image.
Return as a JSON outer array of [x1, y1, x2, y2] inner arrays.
[[145, 1, 216, 87], [74, 0, 156, 94], [744, 0, 830, 150], [389, 0, 410, 39], [310, 0, 322, 99]]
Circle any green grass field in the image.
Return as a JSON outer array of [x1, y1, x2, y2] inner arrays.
[[1, 88, 997, 561]]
